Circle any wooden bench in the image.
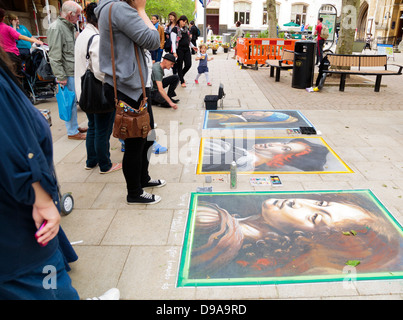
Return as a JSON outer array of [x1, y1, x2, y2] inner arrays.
[[322, 54, 403, 92], [265, 49, 294, 82]]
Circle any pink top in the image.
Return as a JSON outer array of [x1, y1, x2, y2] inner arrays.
[[0, 22, 20, 55]]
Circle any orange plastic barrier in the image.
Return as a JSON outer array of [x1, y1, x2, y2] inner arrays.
[[236, 38, 297, 69]]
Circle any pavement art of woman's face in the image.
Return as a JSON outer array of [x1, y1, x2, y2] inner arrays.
[[241, 111, 298, 123], [261, 198, 372, 233], [253, 142, 307, 158], [241, 111, 294, 121], [241, 111, 274, 119]]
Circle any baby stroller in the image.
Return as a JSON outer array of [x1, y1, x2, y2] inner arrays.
[[22, 44, 56, 105]]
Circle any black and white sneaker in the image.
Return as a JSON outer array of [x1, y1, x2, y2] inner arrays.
[[127, 191, 161, 205], [142, 179, 166, 189]]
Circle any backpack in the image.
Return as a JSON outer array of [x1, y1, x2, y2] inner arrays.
[[321, 24, 329, 40], [197, 27, 200, 37]]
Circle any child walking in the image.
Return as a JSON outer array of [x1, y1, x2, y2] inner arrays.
[[195, 44, 213, 86]]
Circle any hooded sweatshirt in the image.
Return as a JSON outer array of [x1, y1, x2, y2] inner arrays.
[[95, 0, 159, 101]]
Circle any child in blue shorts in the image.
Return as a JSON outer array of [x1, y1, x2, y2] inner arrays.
[[195, 44, 213, 86]]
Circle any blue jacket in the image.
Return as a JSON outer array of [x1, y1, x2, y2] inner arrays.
[[0, 62, 75, 283]]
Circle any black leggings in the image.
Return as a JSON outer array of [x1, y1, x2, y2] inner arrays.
[[316, 39, 325, 64], [104, 84, 154, 197], [176, 47, 192, 84]]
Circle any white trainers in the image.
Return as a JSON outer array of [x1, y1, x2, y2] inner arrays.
[[86, 288, 120, 300]]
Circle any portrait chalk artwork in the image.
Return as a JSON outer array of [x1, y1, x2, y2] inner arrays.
[[203, 110, 314, 130], [177, 190, 403, 287], [197, 136, 352, 174]]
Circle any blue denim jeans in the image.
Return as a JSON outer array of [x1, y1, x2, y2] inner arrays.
[[85, 110, 116, 172], [0, 249, 79, 300], [63, 76, 79, 136], [151, 48, 163, 62]]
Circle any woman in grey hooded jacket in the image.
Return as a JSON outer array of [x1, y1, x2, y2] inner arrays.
[[95, 0, 165, 204]]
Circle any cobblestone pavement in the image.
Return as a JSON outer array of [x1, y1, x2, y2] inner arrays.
[[42, 48, 403, 300]]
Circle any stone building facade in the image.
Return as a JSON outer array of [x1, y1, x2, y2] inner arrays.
[[196, 0, 342, 35], [358, 0, 403, 45]]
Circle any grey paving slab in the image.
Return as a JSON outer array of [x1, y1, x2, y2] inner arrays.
[[60, 209, 117, 245], [101, 209, 174, 245], [44, 49, 403, 300], [117, 246, 196, 300], [68, 245, 130, 299]]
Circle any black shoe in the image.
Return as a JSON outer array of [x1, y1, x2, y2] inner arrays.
[[170, 98, 180, 103], [142, 179, 166, 189], [127, 191, 161, 205]]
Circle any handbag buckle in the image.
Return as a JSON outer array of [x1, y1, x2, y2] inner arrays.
[[120, 126, 127, 136], [142, 125, 149, 137]]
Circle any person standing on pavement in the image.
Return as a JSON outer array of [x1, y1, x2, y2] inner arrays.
[[47, 1, 87, 140], [164, 11, 177, 54], [150, 14, 164, 63], [189, 20, 199, 55], [206, 24, 212, 38], [171, 15, 197, 87], [95, 0, 165, 205], [74, 2, 121, 174], [0, 47, 121, 301], [313, 17, 325, 65], [151, 53, 179, 109], [0, 48, 80, 300], [231, 21, 243, 59], [194, 44, 213, 86]]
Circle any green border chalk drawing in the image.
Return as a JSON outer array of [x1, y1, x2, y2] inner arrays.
[[177, 189, 403, 287]]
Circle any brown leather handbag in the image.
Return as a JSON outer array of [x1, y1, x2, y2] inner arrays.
[[108, 3, 151, 140]]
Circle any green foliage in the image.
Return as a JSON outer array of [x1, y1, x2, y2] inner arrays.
[[145, 0, 195, 23], [258, 29, 268, 38]]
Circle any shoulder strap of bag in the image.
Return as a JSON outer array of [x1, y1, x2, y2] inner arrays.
[[133, 45, 147, 107], [108, 3, 147, 108], [86, 34, 98, 60]]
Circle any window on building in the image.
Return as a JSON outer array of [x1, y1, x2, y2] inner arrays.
[[320, 5, 335, 13], [234, 1, 251, 24], [263, 3, 280, 25], [291, 3, 308, 26]]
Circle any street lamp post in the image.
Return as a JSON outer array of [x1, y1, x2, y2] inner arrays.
[[204, 0, 207, 43]]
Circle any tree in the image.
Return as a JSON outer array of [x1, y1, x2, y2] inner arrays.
[[266, 0, 277, 38], [335, 0, 360, 54], [145, 0, 195, 23]]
